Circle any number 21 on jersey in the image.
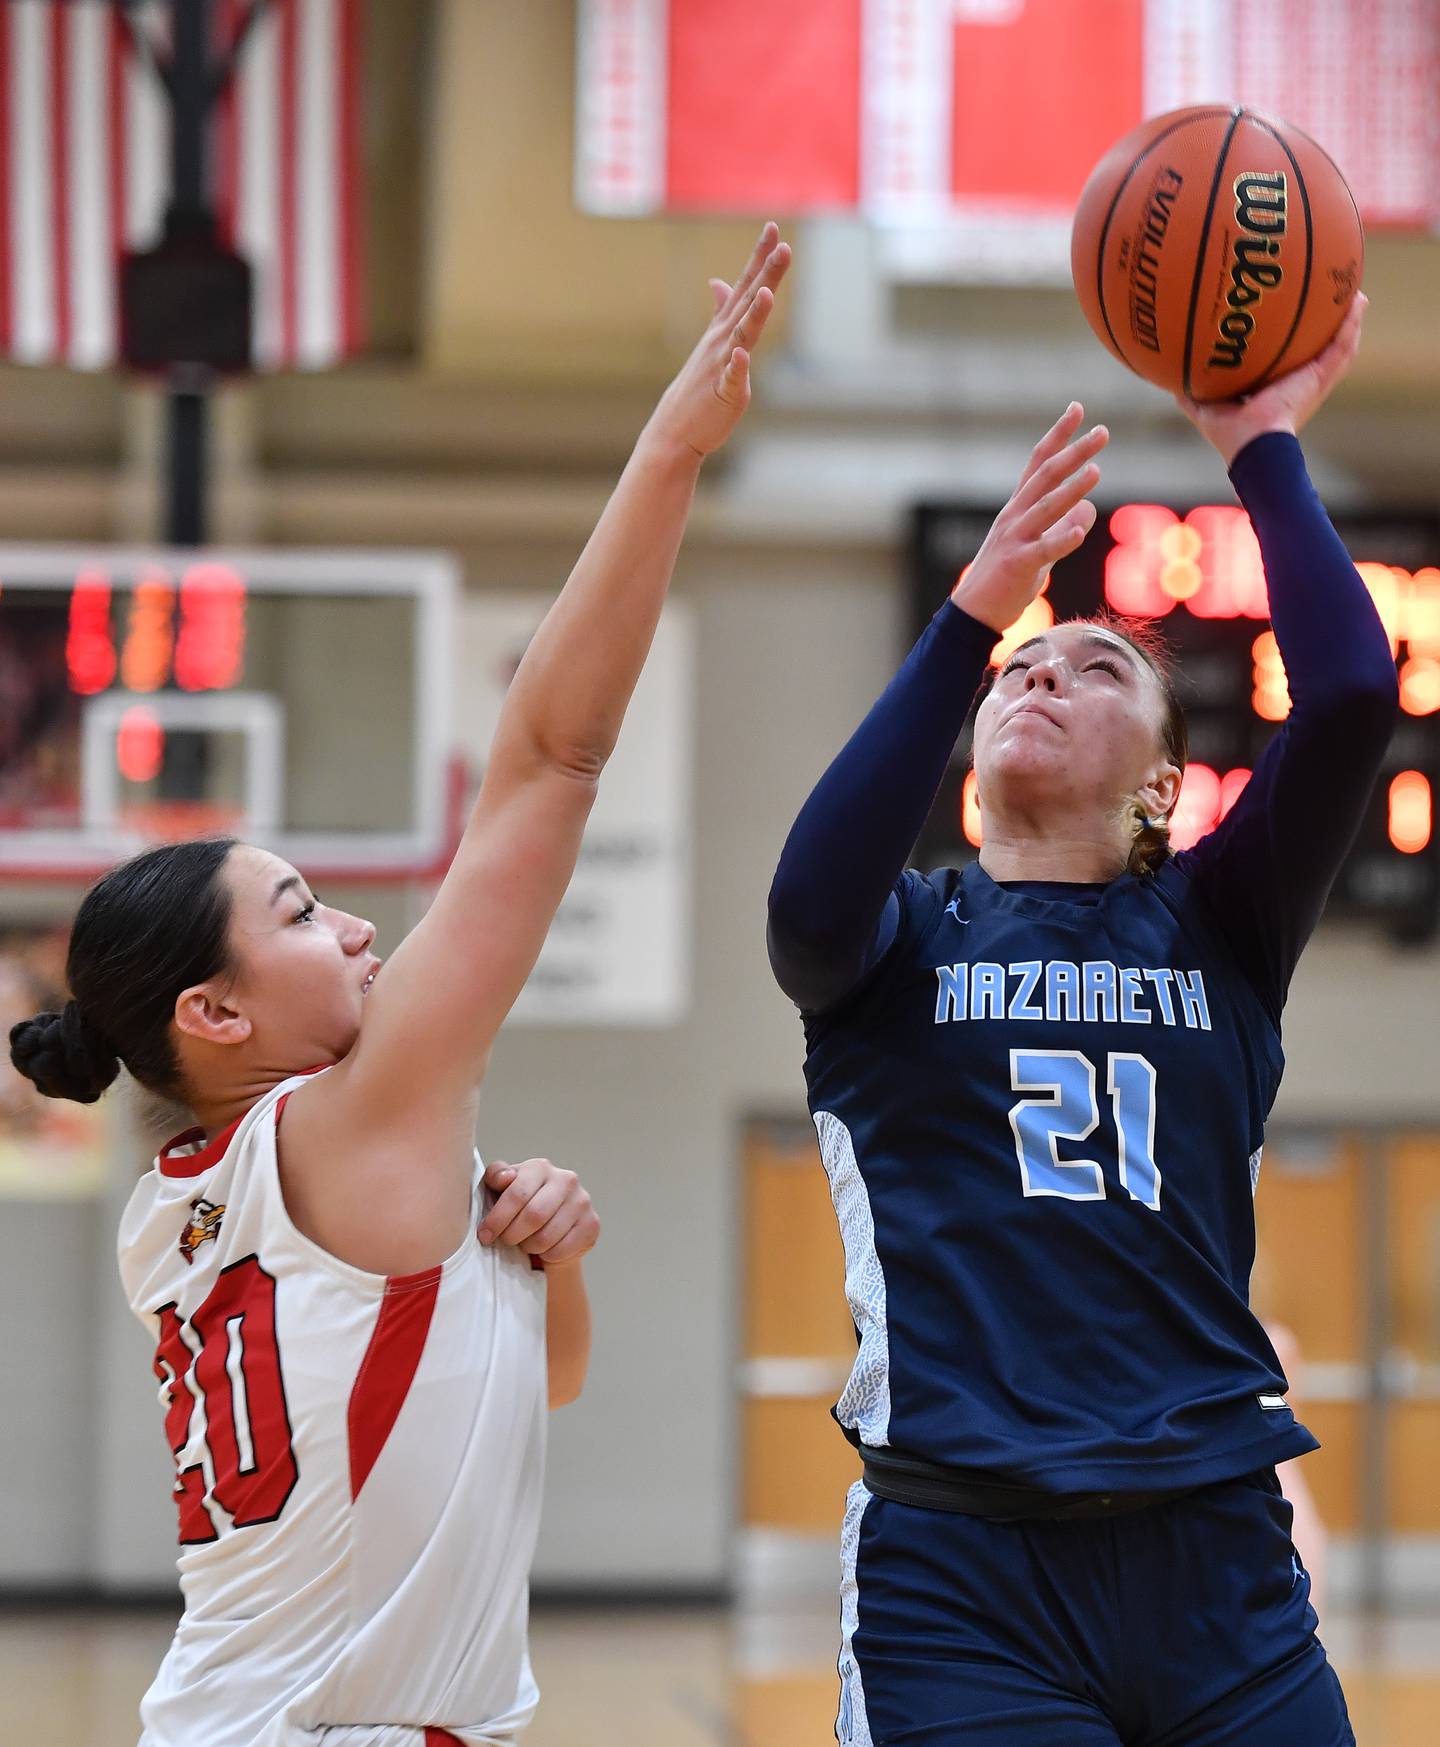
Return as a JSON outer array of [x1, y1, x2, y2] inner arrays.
[[1008, 1048, 1161, 1208]]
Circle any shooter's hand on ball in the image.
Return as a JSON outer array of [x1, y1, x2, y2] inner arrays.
[[1175, 292, 1367, 466], [644, 222, 791, 461], [480, 1158, 600, 1266], [950, 404, 1109, 633]]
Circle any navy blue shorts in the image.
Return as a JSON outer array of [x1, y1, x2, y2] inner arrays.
[[837, 1468, 1353, 1746]]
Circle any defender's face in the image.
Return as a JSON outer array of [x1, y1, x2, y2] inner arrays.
[[972, 625, 1176, 822], [220, 845, 380, 1065]]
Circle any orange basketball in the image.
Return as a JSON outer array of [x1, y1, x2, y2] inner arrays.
[[1071, 106, 1363, 402]]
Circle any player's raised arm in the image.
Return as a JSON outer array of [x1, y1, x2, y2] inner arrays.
[[767, 407, 1107, 1012], [344, 229, 790, 1105], [1171, 295, 1399, 1015]]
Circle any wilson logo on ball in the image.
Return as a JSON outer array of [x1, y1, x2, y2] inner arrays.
[[1072, 105, 1362, 401], [1128, 167, 1184, 355], [1207, 172, 1288, 372]]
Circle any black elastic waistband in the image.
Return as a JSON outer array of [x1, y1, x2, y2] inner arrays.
[[858, 1444, 1199, 1522]]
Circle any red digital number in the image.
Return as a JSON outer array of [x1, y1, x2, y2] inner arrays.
[[1103, 504, 1179, 617], [1179, 507, 1267, 619], [1389, 771, 1432, 855], [120, 568, 176, 692], [175, 562, 246, 691], [117, 706, 165, 783], [66, 568, 117, 695], [151, 1257, 298, 1544], [64, 562, 247, 697], [1169, 764, 1252, 851], [1103, 505, 1268, 620]]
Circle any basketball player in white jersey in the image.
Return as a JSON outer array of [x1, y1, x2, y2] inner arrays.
[[10, 227, 791, 1747]]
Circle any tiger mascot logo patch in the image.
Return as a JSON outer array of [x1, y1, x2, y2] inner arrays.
[[179, 1198, 225, 1265]]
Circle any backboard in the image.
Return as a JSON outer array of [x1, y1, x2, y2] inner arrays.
[[0, 545, 458, 881]]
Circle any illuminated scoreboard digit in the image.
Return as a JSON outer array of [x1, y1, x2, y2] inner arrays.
[[65, 559, 248, 697], [910, 503, 1440, 941]]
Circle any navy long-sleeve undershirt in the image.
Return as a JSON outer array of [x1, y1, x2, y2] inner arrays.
[[767, 433, 1400, 1019]]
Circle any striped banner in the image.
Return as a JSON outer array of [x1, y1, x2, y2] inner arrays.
[[576, 0, 1440, 256], [0, 0, 363, 372]]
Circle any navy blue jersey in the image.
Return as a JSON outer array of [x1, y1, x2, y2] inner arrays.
[[803, 856, 1309, 1490], [770, 435, 1399, 1497]]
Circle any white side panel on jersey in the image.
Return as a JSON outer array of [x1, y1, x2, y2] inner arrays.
[[836, 1480, 876, 1747], [1249, 1144, 1264, 1196], [814, 1109, 892, 1448]]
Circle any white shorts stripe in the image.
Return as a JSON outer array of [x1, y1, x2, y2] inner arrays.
[[837, 1480, 875, 1747]]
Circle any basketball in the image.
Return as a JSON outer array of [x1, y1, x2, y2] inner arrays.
[[1071, 106, 1364, 402]]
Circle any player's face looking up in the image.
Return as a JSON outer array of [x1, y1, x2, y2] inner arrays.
[[172, 844, 380, 1079], [971, 622, 1185, 874]]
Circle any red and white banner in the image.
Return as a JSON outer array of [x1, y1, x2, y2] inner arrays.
[[0, 0, 363, 372], [577, 0, 1440, 271]]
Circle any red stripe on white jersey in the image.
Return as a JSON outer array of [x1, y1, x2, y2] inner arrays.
[[159, 1114, 246, 1179], [347, 1265, 444, 1502], [158, 1066, 326, 1180]]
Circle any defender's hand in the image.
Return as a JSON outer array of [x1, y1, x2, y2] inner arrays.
[[1176, 292, 1366, 467], [644, 223, 792, 462], [951, 404, 1108, 633], [479, 1158, 599, 1267]]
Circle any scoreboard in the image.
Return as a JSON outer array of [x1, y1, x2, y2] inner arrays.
[[0, 546, 456, 881], [910, 503, 1440, 942]]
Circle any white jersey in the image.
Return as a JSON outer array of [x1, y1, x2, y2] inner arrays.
[[117, 1071, 548, 1747]]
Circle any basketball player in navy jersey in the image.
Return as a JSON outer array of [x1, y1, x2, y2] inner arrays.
[[767, 295, 1382, 1746]]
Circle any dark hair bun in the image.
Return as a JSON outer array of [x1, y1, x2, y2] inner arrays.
[[9, 1002, 121, 1104]]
